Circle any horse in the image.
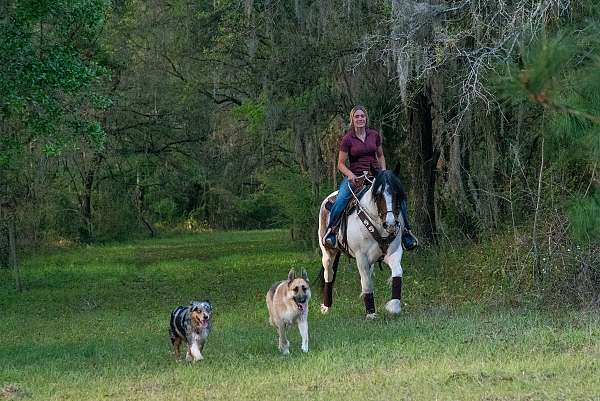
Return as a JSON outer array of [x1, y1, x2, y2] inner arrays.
[[317, 167, 406, 319]]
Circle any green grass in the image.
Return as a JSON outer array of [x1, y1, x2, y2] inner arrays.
[[1, 229, 599, 400]]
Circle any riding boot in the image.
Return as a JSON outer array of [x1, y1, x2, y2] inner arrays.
[[400, 199, 418, 251]]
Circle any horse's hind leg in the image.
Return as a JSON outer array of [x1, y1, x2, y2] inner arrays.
[[320, 250, 339, 314], [356, 255, 376, 319]]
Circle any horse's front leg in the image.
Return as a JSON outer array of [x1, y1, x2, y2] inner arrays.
[[384, 243, 404, 316], [356, 255, 376, 319]]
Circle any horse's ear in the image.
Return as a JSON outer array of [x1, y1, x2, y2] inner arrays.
[[301, 269, 309, 281], [287, 269, 296, 283], [393, 162, 401, 177]]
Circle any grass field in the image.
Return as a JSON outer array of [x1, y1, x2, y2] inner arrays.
[[1, 230, 599, 400]]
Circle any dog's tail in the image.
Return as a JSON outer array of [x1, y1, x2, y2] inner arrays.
[[318, 251, 340, 293]]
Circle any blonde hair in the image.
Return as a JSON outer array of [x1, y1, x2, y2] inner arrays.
[[349, 105, 369, 130]]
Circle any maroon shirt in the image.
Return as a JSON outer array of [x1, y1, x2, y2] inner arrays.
[[340, 128, 382, 176]]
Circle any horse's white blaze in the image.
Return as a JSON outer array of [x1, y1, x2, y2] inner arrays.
[[383, 191, 396, 229]]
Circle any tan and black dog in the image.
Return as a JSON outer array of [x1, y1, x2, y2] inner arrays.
[[266, 269, 311, 354]]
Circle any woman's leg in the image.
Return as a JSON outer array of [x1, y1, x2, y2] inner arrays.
[[323, 177, 353, 247], [400, 199, 418, 250]]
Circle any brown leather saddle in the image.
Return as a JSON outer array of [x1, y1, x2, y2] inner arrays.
[[324, 176, 371, 254]]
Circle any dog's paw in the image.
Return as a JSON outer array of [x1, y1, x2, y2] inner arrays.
[[281, 348, 290, 356], [385, 299, 402, 315], [365, 312, 378, 320], [301, 345, 309, 353], [320, 304, 330, 314], [194, 354, 204, 362]]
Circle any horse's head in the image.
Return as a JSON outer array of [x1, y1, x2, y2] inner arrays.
[[372, 168, 406, 234]]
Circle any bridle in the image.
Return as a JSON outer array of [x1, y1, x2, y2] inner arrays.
[[375, 190, 401, 235], [348, 173, 401, 256]]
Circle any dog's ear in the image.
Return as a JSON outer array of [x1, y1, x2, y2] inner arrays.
[[301, 269, 309, 282], [287, 269, 296, 284], [201, 300, 212, 312]]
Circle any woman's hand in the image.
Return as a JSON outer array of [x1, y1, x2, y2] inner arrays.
[[347, 172, 357, 184]]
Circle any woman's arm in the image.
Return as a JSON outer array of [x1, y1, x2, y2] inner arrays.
[[337, 151, 357, 183], [376, 145, 386, 170]]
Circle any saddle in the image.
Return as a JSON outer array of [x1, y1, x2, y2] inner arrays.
[[324, 176, 371, 254]]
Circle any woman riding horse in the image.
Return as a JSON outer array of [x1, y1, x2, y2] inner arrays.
[[322, 105, 417, 251]]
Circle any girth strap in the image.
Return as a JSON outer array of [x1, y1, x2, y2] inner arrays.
[[356, 208, 397, 256]]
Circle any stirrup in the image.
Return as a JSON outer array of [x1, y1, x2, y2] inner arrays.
[[322, 229, 337, 249]]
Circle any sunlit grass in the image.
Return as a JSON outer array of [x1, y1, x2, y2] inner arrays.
[[1, 230, 599, 400]]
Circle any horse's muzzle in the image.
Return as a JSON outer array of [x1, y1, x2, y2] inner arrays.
[[382, 220, 400, 234]]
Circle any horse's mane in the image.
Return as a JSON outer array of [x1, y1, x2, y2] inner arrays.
[[372, 170, 407, 201]]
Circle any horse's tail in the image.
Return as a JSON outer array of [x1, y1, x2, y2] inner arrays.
[[319, 251, 340, 293]]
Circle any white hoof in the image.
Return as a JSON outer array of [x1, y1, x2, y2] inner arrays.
[[385, 299, 402, 315], [320, 304, 330, 314], [281, 348, 290, 355], [366, 313, 378, 320]]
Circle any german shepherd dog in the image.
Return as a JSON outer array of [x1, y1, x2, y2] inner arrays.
[[266, 269, 311, 354], [169, 300, 213, 361]]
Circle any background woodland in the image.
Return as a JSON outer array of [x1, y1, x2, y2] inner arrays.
[[1, 0, 599, 303]]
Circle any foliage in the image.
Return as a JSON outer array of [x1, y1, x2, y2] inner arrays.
[[0, 0, 111, 164], [498, 16, 600, 243], [568, 191, 600, 243], [1, 231, 600, 400], [260, 169, 319, 240]]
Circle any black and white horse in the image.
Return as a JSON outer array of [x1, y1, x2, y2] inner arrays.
[[318, 168, 406, 318]]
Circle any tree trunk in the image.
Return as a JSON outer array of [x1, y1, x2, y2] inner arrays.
[[1, 201, 21, 291], [78, 154, 102, 242], [0, 215, 9, 268], [408, 88, 438, 243], [8, 211, 21, 291], [79, 170, 94, 242]]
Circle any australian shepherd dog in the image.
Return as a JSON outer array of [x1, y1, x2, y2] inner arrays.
[[169, 300, 213, 361]]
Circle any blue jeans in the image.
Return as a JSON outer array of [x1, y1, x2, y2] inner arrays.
[[327, 177, 353, 229]]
